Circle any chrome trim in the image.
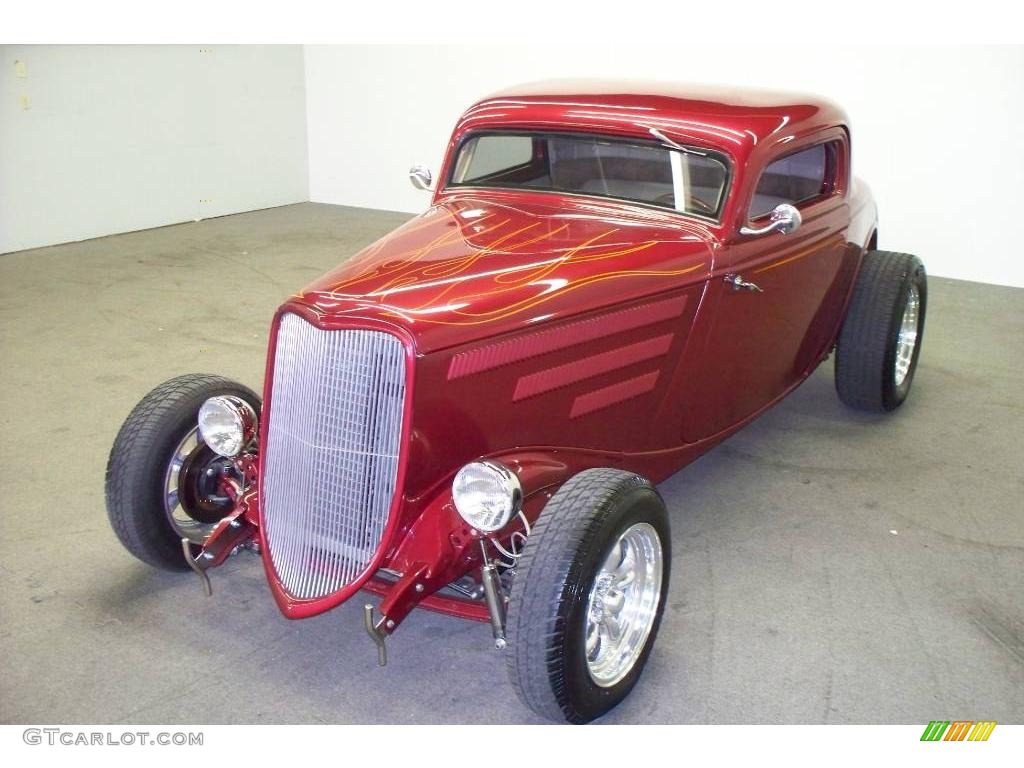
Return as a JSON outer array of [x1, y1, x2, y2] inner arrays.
[[262, 315, 407, 600], [740, 202, 802, 236], [452, 460, 523, 533], [479, 540, 508, 650], [409, 164, 434, 191], [198, 395, 258, 458], [724, 273, 764, 293]]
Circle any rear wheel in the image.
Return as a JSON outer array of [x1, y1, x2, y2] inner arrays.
[[506, 469, 670, 723], [835, 250, 927, 412], [105, 374, 260, 570]]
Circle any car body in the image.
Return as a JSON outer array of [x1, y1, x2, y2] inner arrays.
[[268, 80, 873, 613], [107, 81, 926, 723]]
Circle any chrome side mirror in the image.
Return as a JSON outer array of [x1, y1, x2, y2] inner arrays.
[[408, 164, 433, 191], [740, 203, 802, 236]]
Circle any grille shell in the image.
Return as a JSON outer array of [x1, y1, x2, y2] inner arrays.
[[262, 313, 407, 600]]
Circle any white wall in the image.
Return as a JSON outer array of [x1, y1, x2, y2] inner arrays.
[[305, 45, 1024, 288], [0, 45, 308, 254]]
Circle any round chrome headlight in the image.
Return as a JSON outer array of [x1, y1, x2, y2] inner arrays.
[[452, 460, 522, 533], [197, 396, 257, 458]]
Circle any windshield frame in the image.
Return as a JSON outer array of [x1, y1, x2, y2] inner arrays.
[[444, 129, 733, 224]]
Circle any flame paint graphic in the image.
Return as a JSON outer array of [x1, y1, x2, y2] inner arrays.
[[296, 201, 704, 327]]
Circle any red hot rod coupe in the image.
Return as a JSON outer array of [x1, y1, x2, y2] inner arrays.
[[106, 81, 926, 723]]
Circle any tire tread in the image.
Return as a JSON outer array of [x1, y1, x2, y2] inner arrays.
[[835, 250, 925, 412], [506, 468, 661, 723]]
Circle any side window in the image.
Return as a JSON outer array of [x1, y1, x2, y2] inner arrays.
[[749, 143, 834, 219]]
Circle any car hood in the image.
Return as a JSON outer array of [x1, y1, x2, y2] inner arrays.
[[290, 192, 715, 353]]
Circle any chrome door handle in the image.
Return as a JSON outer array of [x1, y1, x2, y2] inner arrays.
[[725, 274, 763, 293]]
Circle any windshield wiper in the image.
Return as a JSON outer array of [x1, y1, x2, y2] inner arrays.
[[647, 127, 708, 157]]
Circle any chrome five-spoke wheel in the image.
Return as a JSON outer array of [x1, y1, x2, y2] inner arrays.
[[585, 522, 664, 687]]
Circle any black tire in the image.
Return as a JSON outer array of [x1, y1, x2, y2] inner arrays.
[[105, 374, 261, 570], [506, 468, 670, 723], [835, 250, 927, 412]]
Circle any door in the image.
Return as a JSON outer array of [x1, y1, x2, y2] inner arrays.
[[682, 136, 854, 442]]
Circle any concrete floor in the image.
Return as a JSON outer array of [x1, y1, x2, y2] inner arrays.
[[1, 202, 1022, 724]]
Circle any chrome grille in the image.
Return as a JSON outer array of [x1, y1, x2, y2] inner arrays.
[[262, 314, 406, 599]]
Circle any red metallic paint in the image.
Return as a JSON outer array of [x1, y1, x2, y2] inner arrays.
[[512, 333, 675, 402], [448, 293, 689, 379], [362, 578, 490, 623], [293, 194, 713, 354], [209, 83, 877, 631]]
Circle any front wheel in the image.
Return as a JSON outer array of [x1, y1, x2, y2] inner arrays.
[[506, 469, 670, 723], [105, 374, 261, 570]]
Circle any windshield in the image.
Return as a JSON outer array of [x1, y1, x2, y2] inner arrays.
[[448, 132, 729, 220]]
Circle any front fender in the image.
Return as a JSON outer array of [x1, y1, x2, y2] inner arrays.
[[373, 449, 612, 629]]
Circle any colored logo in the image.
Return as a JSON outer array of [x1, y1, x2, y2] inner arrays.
[[920, 721, 996, 741]]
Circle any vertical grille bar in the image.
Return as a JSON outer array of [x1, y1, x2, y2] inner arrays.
[[262, 314, 406, 600]]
